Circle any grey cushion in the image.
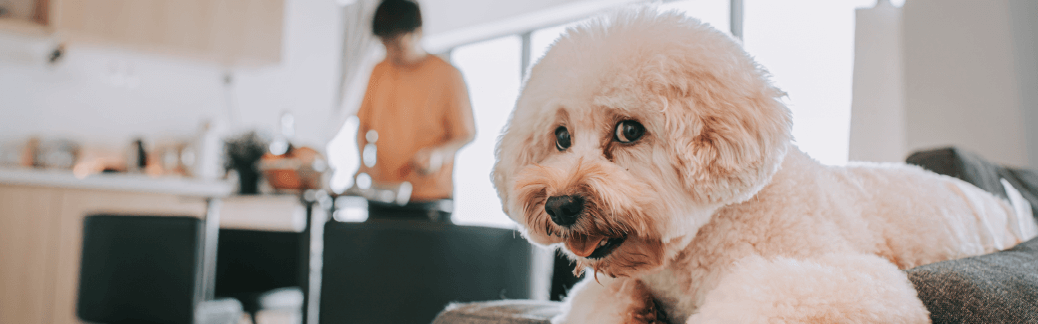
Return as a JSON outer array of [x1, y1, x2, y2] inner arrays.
[[433, 300, 559, 324], [907, 236, 1038, 324]]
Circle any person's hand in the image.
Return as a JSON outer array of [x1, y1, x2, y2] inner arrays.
[[412, 147, 444, 175]]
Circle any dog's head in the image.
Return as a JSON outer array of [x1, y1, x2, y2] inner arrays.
[[492, 7, 792, 277]]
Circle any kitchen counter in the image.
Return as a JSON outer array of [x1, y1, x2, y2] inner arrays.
[[0, 167, 234, 197]]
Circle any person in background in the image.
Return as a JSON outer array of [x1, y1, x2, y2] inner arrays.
[[355, 0, 476, 219]]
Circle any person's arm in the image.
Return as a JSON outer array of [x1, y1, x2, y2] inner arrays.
[[413, 67, 476, 174]]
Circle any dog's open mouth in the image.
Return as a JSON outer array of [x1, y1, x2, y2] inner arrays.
[[565, 234, 626, 259]]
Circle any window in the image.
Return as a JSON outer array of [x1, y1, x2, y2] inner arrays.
[[530, 25, 571, 67], [449, 36, 523, 227], [659, 0, 730, 35], [328, 116, 360, 192], [743, 0, 875, 165]]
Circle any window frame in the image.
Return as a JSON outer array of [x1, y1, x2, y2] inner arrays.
[[444, 0, 741, 81]]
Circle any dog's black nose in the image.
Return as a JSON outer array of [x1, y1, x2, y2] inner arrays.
[[545, 195, 584, 226]]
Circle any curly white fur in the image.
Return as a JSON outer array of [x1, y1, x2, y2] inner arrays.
[[492, 6, 1037, 324]]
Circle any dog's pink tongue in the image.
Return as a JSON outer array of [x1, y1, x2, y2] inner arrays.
[[566, 235, 607, 258]]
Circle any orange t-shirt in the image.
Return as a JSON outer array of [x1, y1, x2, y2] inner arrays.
[[355, 55, 475, 201]]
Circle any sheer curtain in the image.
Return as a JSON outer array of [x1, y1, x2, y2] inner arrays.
[[327, 0, 381, 191], [333, 0, 382, 123]]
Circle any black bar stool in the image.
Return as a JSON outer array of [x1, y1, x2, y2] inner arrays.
[[77, 215, 243, 324], [319, 217, 534, 324]]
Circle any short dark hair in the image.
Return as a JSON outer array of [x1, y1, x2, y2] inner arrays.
[[372, 0, 422, 38]]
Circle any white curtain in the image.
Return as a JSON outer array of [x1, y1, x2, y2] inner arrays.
[[331, 0, 383, 137], [325, 0, 381, 191]]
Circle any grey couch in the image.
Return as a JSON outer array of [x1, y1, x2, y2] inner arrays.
[[434, 148, 1038, 324]]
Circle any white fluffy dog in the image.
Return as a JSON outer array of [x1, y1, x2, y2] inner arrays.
[[491, 7, 1038, 324]]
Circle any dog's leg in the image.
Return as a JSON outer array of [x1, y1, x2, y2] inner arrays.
[[687, 254, 930, 324], [553, 275, 669, 324]]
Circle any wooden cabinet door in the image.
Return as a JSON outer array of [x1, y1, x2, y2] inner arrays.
[[213, 0, 284, 65], [0, 186, 61, 324], [53, 0, 283, 65], [54, 0, 126, 44]]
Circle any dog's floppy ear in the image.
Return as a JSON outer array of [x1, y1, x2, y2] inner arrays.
[[491, 131, 520, 213], [492, 93, 558, 214], [656, 60, 793, 205], [491, 116, 561, 247], [491, 112, 540, 217]]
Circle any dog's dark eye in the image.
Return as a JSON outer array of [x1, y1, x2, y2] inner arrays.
[[614, 120, 645, 143], [555, 126, 571, 151]]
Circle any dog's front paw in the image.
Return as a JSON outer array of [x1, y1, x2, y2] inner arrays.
[[626, 281, 671, 324], [553, 276, 670, 324]]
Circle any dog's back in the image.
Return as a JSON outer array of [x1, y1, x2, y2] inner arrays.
[[725, 147, 1038, 270], [833, 152, 1037, 267]]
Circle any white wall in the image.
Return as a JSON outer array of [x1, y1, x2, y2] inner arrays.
[[901, 0, 1030, 167], [232, 0, 343, 146], [0, 0, 342, 151], [0, 34, 224, 147]]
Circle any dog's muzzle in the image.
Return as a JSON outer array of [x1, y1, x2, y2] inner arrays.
[[545, 195, 584, 226]]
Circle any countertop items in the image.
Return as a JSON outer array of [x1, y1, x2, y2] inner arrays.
[[260, 146, 327, 191]]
